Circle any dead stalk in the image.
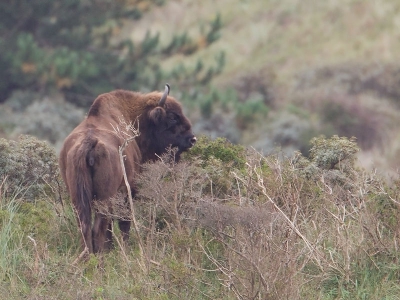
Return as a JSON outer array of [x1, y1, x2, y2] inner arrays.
[[115, 118, 149, 272], [238, 155, 333, 273], [110, 223, 130, 264], [27, 235, 40, 274], [0, 175, 8, 204], [71, 205, 91, 265], [199, 243, 244, 300], [72, 247, 89, 265]]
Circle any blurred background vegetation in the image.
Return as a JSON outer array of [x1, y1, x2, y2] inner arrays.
[[1, 0, 400, 172]]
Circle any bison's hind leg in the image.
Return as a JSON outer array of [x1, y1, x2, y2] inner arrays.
[[93, 212, 113, 253], [79, 216, 94, 254]]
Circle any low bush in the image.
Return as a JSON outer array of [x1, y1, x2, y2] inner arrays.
[[0, 134, 62, 201]]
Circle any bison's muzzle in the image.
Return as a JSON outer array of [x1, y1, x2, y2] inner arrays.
[[181, 134, 197, 151]]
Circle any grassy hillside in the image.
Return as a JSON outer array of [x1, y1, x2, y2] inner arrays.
[[1, 0, 400, 174], [127, 0, 400, 174], [143, 0, 400, 84]]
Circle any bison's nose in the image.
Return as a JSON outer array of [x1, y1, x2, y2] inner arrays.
[[190, 136, 197, 146]]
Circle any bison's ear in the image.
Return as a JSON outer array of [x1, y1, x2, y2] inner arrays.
[[148, 107, 166, 124]]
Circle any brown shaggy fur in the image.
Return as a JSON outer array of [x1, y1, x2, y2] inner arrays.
[[59, 87, 195, 253]]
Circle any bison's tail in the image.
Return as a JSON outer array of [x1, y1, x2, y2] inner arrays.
[[70, 138, 98, 252]]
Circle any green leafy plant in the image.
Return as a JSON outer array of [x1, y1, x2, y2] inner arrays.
[[184, 135, 247, 169]]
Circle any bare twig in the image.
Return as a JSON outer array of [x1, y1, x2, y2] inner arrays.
[[72, 247, 89, 265], [27, 235, 40, 274], [71, 205, 91, 264], [0, 175, 9, 204], [114, 117, 149, 272], [110, 223, 130, 264], [199, 242, 244, 300]]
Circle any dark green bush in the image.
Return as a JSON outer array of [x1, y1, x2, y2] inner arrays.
[[0, 1, 224, 107]]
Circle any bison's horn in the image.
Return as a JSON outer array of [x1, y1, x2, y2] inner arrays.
[[158, 84, 170, 107]]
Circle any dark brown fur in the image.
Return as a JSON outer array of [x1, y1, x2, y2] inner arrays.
[[59, 88, 195, 253]]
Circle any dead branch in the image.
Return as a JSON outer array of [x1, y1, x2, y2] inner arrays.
[[72, 247, 89, 265], [115, 117, 150, 272]]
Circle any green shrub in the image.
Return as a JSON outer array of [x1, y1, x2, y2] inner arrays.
[[0, 135, 61, 200], [195, 87, 269, 130], [294, 135, 359, 179], [184, 135, 246, 169], [309, 135, 359, 172]]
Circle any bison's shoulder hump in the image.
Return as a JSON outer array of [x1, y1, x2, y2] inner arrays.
[[88, 90, 145, 117]]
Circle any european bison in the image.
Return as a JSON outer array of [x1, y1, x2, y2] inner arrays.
[[59, 85, 196, 253]]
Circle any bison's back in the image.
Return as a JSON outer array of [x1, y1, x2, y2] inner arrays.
[[60, 126, 126, 200]]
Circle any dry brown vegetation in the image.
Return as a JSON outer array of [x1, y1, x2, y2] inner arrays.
[[1, 135, 400, 299]]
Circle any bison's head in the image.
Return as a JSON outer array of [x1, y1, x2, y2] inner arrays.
[[147, 84, 196, 160]]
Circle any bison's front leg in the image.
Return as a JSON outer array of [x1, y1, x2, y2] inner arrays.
[[118, 194, 132, 242], [92, 212, 113, 252], [118, 220, 131, 242]]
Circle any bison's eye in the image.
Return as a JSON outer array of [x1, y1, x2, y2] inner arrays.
[[166, 113, 179, 128]]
